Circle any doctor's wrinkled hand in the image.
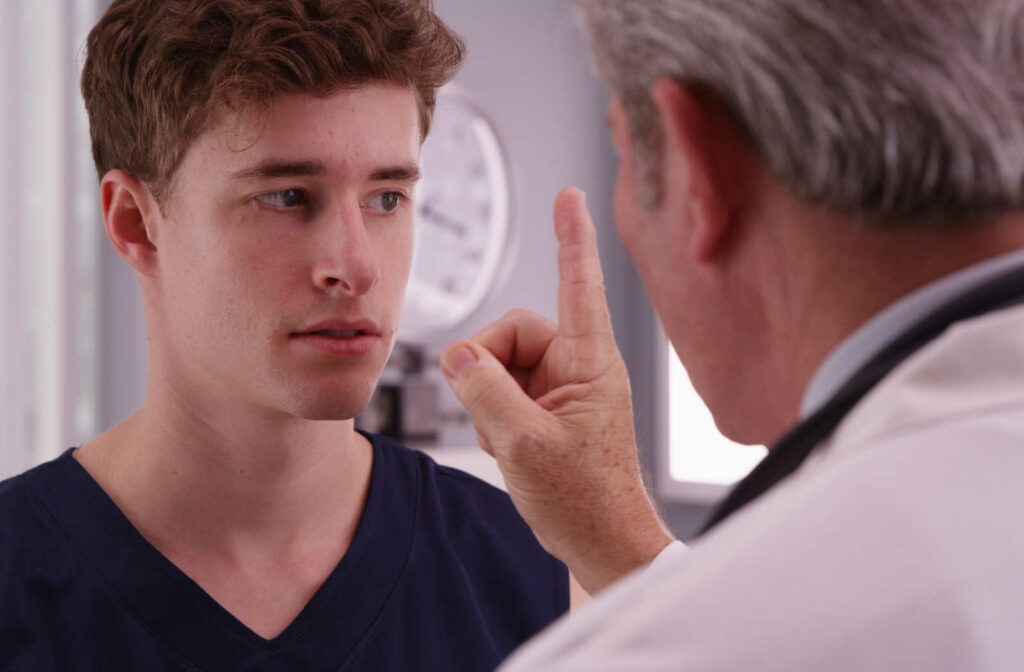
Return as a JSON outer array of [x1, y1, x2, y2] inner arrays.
[[440, 187, 675, 595]]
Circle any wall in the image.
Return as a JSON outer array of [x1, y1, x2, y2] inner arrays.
[[0, 1, 20, 478], [426, 0, 610, 335]]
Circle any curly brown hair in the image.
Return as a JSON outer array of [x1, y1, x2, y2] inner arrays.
[[81, 0, 464, 203]]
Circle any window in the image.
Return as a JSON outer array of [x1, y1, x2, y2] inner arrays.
[[658, 337, 766, 502]]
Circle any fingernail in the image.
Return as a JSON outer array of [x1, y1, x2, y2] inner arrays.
[[442, 345, 479, 379]]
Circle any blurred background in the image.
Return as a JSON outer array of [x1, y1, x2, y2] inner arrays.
[[0, 0, 766, 539]]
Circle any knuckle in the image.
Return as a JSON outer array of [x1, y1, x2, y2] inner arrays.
[[505, 307, 537, 324]]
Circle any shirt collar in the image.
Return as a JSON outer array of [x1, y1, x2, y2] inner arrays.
[[800, 247, 1024, 419]]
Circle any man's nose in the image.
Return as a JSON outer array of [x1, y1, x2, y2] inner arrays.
[[311, 207, 380, 296]]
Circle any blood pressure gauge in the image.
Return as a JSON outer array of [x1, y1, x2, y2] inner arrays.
[[399, 85, 513, 342]]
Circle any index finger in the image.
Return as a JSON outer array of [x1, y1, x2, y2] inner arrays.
[[554, 187, 615, 342]]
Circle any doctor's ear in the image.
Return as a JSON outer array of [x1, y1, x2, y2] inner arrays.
[[650, 78, 759, 264], [101, 170, 161, 276]]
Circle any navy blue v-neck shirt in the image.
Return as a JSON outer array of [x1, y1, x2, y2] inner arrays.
[[0, 434, 568, 671]]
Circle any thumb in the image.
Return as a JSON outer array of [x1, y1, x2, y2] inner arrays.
[[441, 340, 540, 440]]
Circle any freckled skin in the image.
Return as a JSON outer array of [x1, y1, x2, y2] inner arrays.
[[148, 86, 421, 423]]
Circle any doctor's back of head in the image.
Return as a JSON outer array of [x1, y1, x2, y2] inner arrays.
[[572, 0, 1024, 446]]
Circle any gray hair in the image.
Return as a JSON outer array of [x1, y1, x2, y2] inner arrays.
[[576, 0, 1024, 225]]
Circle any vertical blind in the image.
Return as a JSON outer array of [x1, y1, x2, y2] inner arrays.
[[0, 0, 105, 479]]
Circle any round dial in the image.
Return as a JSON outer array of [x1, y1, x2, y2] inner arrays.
[[399, 85, 512, 342]]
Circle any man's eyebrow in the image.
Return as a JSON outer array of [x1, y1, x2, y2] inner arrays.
[[230, 160, 420, 183], [371, 163, 421, 182], [231, 160, 327, 180]]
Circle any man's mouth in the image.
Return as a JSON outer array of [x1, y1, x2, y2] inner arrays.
[[289, 319, 381, 357], [302, 329, 365, 338], [291, 318, 381, 338]]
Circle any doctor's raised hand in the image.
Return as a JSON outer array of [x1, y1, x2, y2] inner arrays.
[[440, 187, 675, 595]]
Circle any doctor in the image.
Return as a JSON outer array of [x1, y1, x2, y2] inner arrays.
[[441, 0, 1024, 669]]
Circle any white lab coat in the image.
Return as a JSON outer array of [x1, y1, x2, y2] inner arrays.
[[501, 302, 1024, 671]]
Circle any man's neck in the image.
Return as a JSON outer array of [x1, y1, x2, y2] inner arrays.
[[799, 246, 1024, 419], [760, 208, 1024, 443], [75, 380, 372, 562], [74, 375, 375, 640]]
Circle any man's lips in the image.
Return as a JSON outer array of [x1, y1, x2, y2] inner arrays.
[[291, 318, 381, 338], [290, 319, 382, 357]]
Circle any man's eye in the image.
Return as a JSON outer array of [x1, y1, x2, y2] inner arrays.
[[366, 191, 405, 213], [256, 188, 308, 209]]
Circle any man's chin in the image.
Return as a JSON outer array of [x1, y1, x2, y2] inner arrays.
[[264, 368, 380, 422], [279, 389, 374, 422]]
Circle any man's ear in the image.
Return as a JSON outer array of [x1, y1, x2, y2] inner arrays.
[[101, 170, 161, 276], [650, 78, 756, 264]]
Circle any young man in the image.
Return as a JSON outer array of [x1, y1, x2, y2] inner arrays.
[[0, 1, 567, 669]]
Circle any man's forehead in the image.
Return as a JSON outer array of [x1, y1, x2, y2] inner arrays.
[[262, 85, 418, 133], [191, 87, 422, 180]]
